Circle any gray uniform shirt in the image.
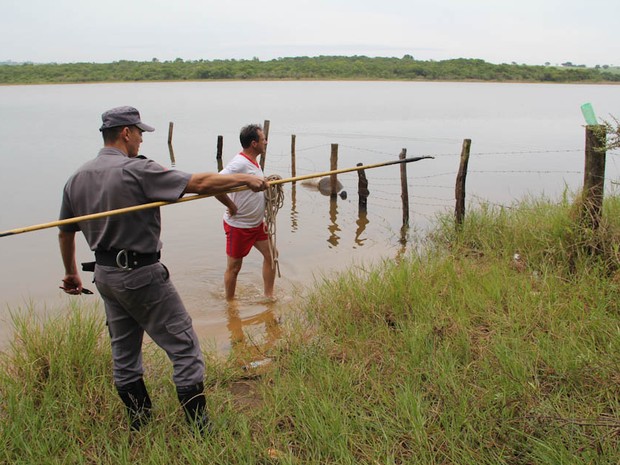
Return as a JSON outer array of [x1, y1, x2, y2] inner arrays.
[[59, 147, 191, 253]]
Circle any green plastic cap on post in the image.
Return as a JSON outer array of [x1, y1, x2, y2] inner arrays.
[[581, 103, 598, 125]]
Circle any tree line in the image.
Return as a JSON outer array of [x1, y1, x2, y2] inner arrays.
[[1, 56, 618, 84]]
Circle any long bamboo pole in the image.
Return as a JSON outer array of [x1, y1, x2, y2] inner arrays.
[[0, 156, 433, 238]]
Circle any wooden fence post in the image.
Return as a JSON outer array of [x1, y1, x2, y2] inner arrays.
[[291, 134, 296, 179], [399, 149, 409, 226], [260, 119, 270, 171], [167, 122, 176, 166], [216, 135, 223, 171], [582, 125, 607, 230], [330, 144, 339, 197], [357, 162, 369, 209], [455, 138, 472, 228]]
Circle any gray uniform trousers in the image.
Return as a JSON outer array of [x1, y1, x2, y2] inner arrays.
[[94, 262, 205, 387]]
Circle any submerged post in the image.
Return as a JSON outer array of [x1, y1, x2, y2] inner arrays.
[[291, 134, 296, 179], [168, 122, 176, 167], [357, 162, 369, 209], [581, 125, 607, 230], [455, 138, 472, 228], [330, 144, 339, 197], [216, 135, 223, 172], [399, 149, 409, 226], [260, 119, 270, 171]]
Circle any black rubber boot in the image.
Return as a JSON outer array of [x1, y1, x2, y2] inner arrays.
[[176, 381, 211, 434], [116, 378, 152, 431]]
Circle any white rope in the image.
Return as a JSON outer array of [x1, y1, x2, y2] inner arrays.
[[264, 175, 284, 277]]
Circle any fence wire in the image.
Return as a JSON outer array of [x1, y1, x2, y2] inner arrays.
[[258, 134, 619, 238]]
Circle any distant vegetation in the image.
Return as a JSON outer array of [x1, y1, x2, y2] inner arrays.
[[1, 56, 619, 84]]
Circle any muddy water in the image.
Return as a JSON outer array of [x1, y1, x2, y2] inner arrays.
[[1, 80, 619, 354]]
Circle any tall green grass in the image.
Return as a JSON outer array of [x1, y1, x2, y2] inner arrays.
[[1, 194, 619, 464]]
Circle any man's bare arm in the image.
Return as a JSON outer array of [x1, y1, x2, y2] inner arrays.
[[185, 173, 266, 195], [58, 230, 83, 294]]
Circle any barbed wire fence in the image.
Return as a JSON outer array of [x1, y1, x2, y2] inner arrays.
[[207, 125, 617, 245]]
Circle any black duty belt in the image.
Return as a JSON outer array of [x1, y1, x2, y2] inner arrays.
[[94, 249, 161, 270]]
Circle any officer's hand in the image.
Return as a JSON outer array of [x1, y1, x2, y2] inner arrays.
[[60, 274, 83, 295]]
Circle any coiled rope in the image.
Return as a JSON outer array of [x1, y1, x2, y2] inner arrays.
[[264, 174, 284, 277]]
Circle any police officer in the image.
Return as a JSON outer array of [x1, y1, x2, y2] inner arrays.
[[58, 106, 267, 432]]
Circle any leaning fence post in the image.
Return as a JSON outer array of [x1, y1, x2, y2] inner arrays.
[[357, 162, 369, 209], [291, 134, 296, 179], [455, 138, 472, 228], [330, 144, 339, 197], [260, 119, 270, 171], [399, 149, 409, 226], [581, 125, 607, 230], [216, 135, 223, 171], [167, 122, 176, 167]]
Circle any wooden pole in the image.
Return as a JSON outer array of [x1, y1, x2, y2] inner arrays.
[[330, 144, 339, 197], [1, 157, 433, 238], [216, 135, 223, 172], [399, 149, 409, 226], [455, 138, 472, 228], [291, 134, 296, 179], [582, 125, 606, 230], [167, 122, 176, 166], [260, 119, 270, 171], [357, 162, 369, 209]]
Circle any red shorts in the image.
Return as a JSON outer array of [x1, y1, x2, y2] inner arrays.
[[224, 221, 268, 259]]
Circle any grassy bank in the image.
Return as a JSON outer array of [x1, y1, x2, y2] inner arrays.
[[1, 194, 619, 464]]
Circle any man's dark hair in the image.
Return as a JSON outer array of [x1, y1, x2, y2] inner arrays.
[[239, 124, 263, 149], [101, 126, 125, 144]]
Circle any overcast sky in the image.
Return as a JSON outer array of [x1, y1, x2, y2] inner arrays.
[[2, 0, 618, 67]]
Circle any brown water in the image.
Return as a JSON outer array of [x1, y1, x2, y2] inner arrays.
[[1, 80, 619, 353]]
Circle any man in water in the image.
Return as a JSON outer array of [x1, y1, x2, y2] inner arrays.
[[216, 124, 276, 301], [58, 106, 267, 432]]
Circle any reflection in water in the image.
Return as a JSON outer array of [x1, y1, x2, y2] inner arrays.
[[327, 197, 340, 247], [396, 224, 409, 263], [354, 206, 369, 247], [355, 164, 370, 247], [290, 184, 298, 233], [226, 300, 282, 363]]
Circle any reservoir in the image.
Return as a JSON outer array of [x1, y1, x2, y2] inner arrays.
[[1, 80, 618, 350]]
